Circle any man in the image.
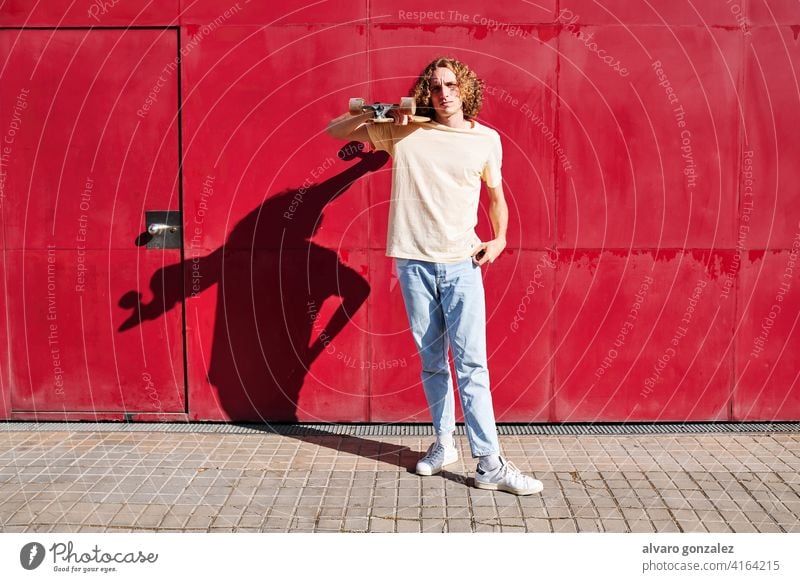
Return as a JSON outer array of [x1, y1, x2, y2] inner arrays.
[[326, 57, 543, 495]]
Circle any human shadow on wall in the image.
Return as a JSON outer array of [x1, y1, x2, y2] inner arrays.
[[118, 142, 388, 422]]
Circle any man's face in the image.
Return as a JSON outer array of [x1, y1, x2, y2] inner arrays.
[[429, 66, 462, 120]]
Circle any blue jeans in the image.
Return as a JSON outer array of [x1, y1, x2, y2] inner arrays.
[[394, 257, 500, 458]]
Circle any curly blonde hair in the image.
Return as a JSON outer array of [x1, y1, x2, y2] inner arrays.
[[411, 57, 484, 120]]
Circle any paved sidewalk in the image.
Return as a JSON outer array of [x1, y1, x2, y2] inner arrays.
[[1, 427, 798, 533]]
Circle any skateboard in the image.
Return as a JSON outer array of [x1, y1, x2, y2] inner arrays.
[[349, 97, 430, 123]]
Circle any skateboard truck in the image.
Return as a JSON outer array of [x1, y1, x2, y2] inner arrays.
[[349, 97, 430, 123]]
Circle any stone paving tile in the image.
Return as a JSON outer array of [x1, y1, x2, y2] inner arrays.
[[446, 518, 472, 532], [653, 520, 681, 532], [397, 519, 422, 533], [523, 518, 550, 532], [421, 519, 446, 533], [552, 519, 578, 532], [316, 518, 343, 532], [1, 430, 799, 533], [368, 517, 394, 533], [342, 517, 369, 532]]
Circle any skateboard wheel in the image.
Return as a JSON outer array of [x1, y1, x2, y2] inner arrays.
[[398, 96, 416, 116], [349, 98, 365, 115]]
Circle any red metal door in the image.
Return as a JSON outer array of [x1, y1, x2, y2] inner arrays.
[[1, 28, 186, 420]]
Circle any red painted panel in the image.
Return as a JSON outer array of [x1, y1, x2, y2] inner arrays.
[[184, 249, 223, 420], [180, 24, 374, 420], [1, 29, 184, 417], [7, 249, 185, 414], [368, 24, 558, 251], [1, 29, 180, 250], [184, 247, 369, 422], [370, 0, 556, 24], [180, 25, 370, 252], [558, 0, 742, 25], [185, 160, 385, 420], [554, 250, 734, 421], [742, 27, 800, 248], [749, 0, 800, 25], [484, 250, 554, 422], [557, 26, 741, 248], [0, 0, 179, 26], [0, 250, 9, 419], [180, 0, 366, 25], [734, 249, 800, 420], [368, 249, 439, 423]]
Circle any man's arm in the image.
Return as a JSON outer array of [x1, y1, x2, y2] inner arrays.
[[472, 182, 508, 266], [326, 112, 372, 142]]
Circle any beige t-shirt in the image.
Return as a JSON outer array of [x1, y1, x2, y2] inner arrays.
[[367, 119, 502, 263]]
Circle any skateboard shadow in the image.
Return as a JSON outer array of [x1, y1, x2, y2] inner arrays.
[[117, 141, 465, 480], [118, 142, 386, 422]]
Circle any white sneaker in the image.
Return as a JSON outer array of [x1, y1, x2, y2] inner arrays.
[[474, 456, 544, 495], [415, 442, 458, 476]]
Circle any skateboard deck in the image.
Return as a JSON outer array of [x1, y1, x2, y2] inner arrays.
[[349, 97, 430, 123]]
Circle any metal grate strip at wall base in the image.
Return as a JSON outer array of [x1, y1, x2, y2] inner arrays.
[[1, 421, 799, 436]]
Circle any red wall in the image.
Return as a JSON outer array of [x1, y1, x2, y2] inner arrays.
[[1, 1, 799, 422]]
